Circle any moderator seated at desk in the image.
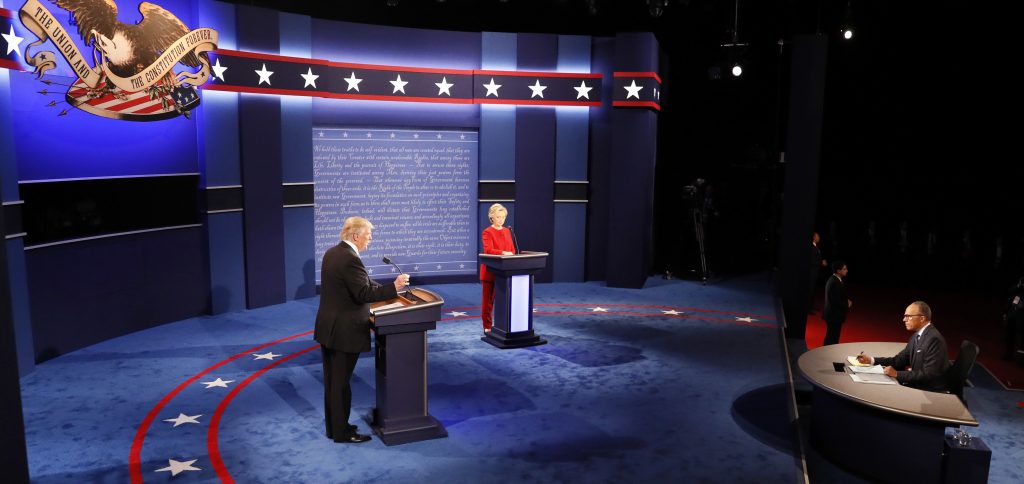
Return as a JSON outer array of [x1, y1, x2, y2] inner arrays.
[[797, 342, 977, 484]]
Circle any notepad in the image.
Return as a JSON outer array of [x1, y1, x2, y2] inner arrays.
[[848, 364, 885, 374], [849, 372, 897, 385], [847, 356, 871, 367]]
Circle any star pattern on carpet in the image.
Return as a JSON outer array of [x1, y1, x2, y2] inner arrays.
[[253, 352, 280, 360], [155, 458, 201, 476], [200, 378, 235, 388], [447, 311, 468, 317], [590, 307, 609, 312], [163, 413, 202, 427], [662, 309, 683, 315], [735, 316, 758, 322]]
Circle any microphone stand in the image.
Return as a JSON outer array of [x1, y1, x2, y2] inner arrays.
[[507, 225, 520, 254], [382, 257, 414, 295]]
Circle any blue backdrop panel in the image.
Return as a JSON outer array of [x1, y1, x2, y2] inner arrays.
[[207, 212, 247, 314], [514, 107, 555, 282], [310, 18, 480, 129], [280, 13, 313, 185], [198, 90, 241, 187], [606, 33, 660, 288], [283, 207, 315, 300], [513, 33, 557, 282], [585, 37, 614, 281], [312, 128, 479, 281], [553, 202, 586, 282], [237, 5, 286, 308], [479, 105, 516, 181], [238, 93, 285, 308], [5, 240, 34, 376], [313, 19, 480, 69], [0, 69, 34, 375], [479, 32, 517, 181], [25, 228, 208, 361], [281, 96, 313, 184]]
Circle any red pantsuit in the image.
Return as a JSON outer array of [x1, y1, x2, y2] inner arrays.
[[480, 226, 515, 331]]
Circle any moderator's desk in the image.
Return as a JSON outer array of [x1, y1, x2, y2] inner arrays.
[[797, 342, 978, 484]]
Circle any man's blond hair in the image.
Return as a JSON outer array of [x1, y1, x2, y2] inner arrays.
[[341, 216, 373, 241]]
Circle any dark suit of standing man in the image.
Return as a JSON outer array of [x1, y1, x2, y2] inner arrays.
[[857, 301, 950, 392], [809, 232, 827, 313], [822, 261, 850, 346], [314, 216, 409, 443]]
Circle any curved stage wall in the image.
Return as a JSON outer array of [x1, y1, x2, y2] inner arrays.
[[0, 0, 660, 370]]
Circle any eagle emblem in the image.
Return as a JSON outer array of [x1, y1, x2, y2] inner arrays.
[[17, 0, 218, 120]]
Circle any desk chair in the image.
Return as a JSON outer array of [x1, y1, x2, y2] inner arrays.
[[947, 340, 980, 407]]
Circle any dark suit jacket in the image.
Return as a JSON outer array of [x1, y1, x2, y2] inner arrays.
[[875, 324, 950, 392], [314, 243, 398, 353], [822, 274, 847, 322]]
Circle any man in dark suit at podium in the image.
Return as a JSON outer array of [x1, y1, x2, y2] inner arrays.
[[856, 301, 950, 392], [315, 216, 409, 443]]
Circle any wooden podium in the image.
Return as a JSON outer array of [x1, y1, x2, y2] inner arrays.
[[369, 287, 447, 445], [479, 251, 548, 349]]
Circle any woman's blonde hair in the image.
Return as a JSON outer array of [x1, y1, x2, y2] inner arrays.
[[488, 203, 507, 223]]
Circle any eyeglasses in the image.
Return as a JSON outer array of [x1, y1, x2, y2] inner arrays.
[[903, 314, 925, 319]]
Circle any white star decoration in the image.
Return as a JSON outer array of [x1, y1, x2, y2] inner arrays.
[[436, 134, 442, 139], [624, 80, 643, 99], [163, 413, 202, 427], [254, 63, 274, 86], [435, 76, 454, 96], [200, 378, 234, 389], [300, 67, 319, 88], [2, 26, 23, 56], [574, 80, 592, 99], [735, 316, 758, 323], [253, 352, 280, 360], [155, 459, 201, 476], [412, 134, 419, 139], [390, 74, 408, 94], [483, 78, 502, 97], [344, 72, 363, 91], [528, 79, 547, 98], [447, 311, 468, 317], [389, 133, 396, 138], [662, 310, 682, 316], [211, 58, 227, 81], [590, 307, 609, 312]]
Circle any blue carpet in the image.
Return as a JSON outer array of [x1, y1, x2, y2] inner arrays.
[[18, 274, 1021, 482]]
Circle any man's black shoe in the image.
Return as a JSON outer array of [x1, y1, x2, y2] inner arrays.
[[335, 433, 372, 443]]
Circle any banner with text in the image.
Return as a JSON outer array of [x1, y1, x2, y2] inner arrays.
[[313, 127, 479, 283]]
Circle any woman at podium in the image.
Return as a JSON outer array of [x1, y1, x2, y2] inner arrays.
[[480, 203, 515, 333]]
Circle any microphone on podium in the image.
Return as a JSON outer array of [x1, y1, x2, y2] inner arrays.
[[506, 225, 520, 254], [382, 257, 411, 290]]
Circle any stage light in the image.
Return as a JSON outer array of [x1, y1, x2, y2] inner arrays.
[[731, 63, 743, 77], [840, 1, 854, 40], [647, 0, 668, 18]]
